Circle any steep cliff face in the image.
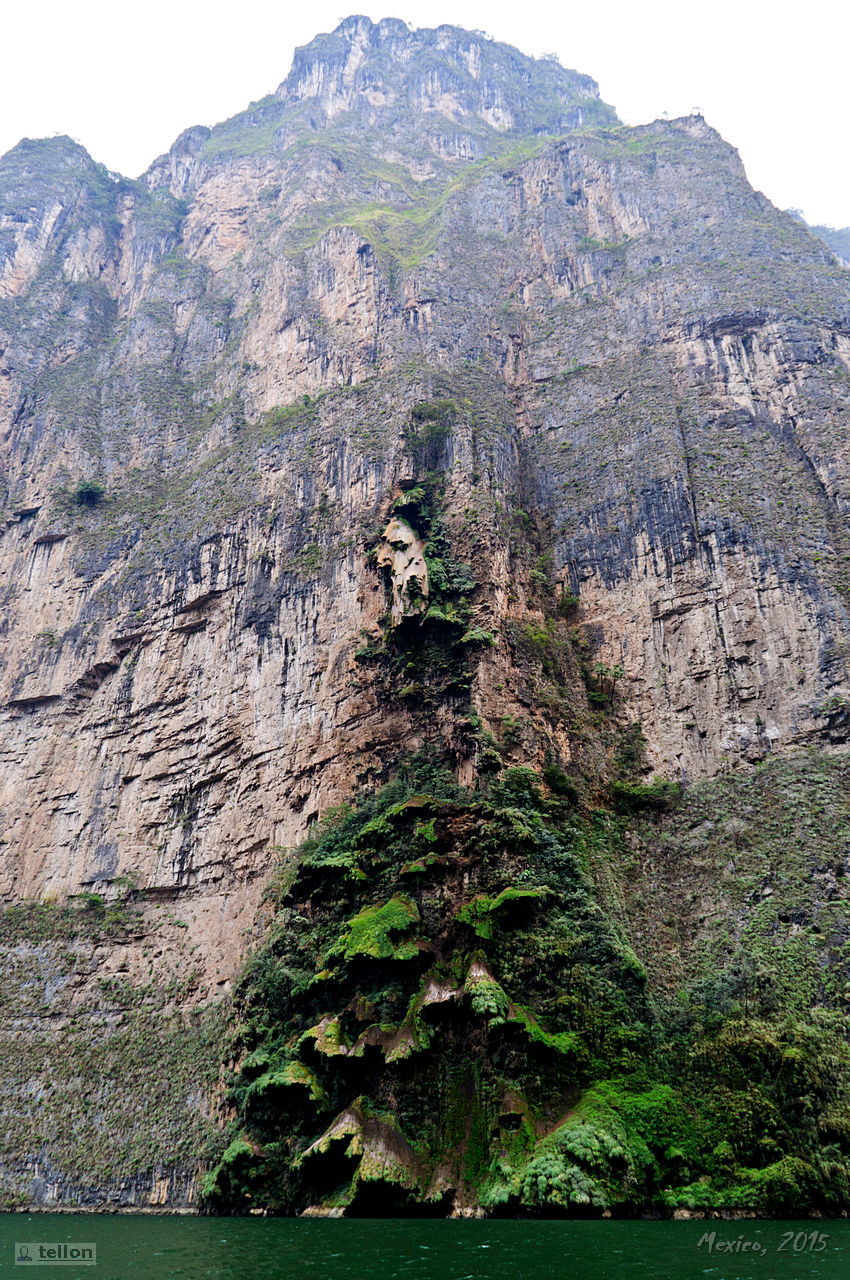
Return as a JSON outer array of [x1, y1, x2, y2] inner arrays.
[[1, 17, 850, 1213]]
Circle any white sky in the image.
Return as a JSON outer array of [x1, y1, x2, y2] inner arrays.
[[1, 0, 848, 227]]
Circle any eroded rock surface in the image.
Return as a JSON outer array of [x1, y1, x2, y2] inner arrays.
[[376, 515, 429, 625], [1, 16, 850, 1208]]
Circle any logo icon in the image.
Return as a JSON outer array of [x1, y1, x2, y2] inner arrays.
[[14, 1243, 96, 1267]]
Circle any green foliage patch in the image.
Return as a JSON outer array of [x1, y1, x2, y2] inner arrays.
[[73, 478, 106, 507], [362, 473, 483, 715], [337, 895, 421, 960], [204, 756, 657, 1214], [205, 748, 850, 1216]]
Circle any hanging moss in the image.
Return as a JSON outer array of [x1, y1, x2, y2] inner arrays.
[[204, 757, 657, 1215], [456, 887, 548, 939], [337, 896, 422, 960], [367, 477, 482, 718], [203, 749, 850, 1217]]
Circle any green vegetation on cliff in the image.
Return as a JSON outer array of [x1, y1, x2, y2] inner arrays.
[[0, 901, 229, 1208], [205, 752, 850, 1216]]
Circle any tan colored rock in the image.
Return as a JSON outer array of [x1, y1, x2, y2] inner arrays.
[[375, 515, 429, 625]]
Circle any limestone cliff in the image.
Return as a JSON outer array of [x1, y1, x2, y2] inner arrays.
[[1, 17, 850, 1213]]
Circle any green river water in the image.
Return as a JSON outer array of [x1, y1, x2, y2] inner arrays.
[[0, 1216, 848, 1280]]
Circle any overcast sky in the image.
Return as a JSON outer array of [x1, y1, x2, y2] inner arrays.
[[2, 0, 847, 227]]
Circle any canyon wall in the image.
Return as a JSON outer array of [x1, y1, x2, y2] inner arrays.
[[1, 17, 849, 1210]]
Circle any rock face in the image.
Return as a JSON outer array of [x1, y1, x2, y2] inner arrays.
[[376, 516, 429, 625], [1, 16, 850, 1211]]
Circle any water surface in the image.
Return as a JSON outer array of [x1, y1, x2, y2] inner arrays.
[[0, 1215, 846, 1280]]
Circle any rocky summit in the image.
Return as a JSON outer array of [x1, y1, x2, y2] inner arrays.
[[1, 15, 850, 1217]]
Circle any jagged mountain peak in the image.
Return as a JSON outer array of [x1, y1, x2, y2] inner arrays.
[[276, 13, 612, 135], [0, 134, 101, 182], [142, 16, 616, 194]]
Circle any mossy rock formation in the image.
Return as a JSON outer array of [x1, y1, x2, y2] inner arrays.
[[206, 755, 850, 1216]]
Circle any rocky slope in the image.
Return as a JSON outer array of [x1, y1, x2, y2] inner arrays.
[[1, 16, 850, 1214], [809, 223, 850, 266]]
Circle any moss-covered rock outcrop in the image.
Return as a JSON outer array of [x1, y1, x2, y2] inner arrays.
[[204, 759, 651, 1214], [206, 753, 850, 1216]]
